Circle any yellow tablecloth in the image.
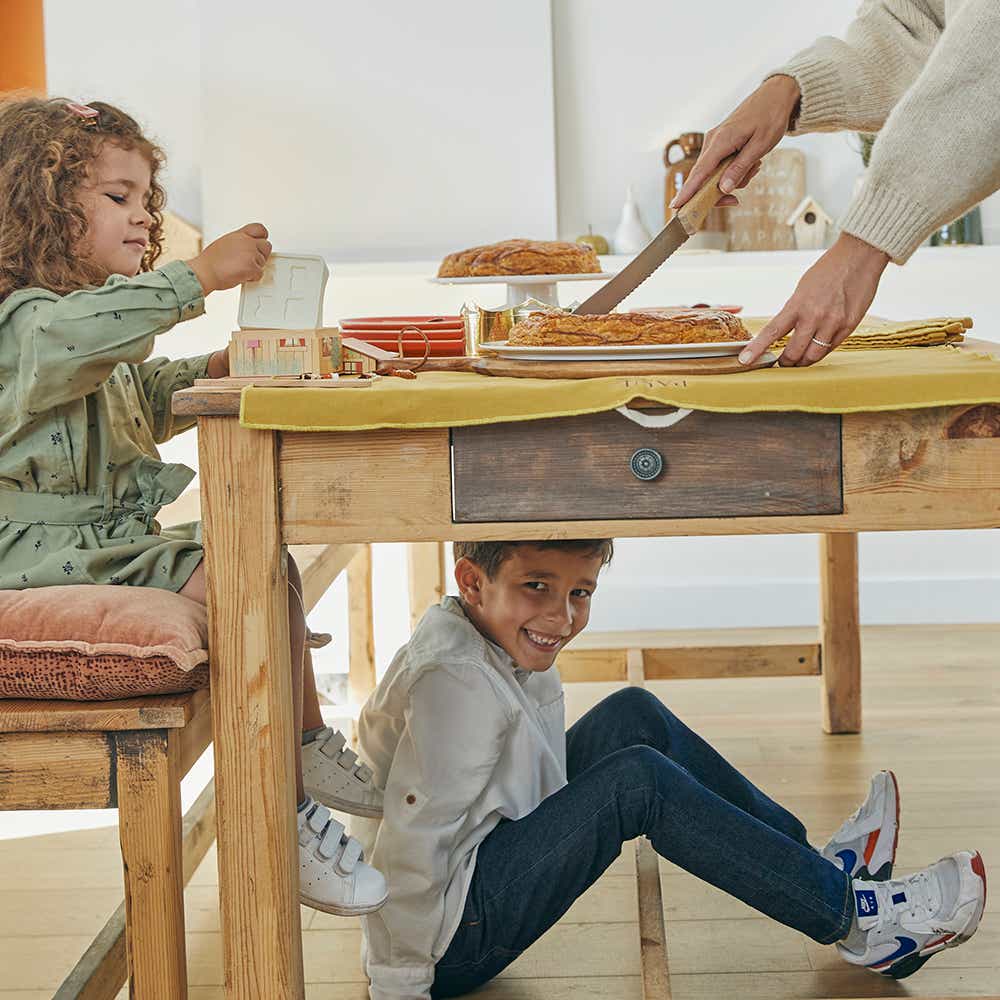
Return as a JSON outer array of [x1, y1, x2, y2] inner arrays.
[[240, 344, 1000, 432]]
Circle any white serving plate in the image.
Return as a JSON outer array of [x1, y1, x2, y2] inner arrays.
[[478, 340, 748, 361], [430, 272, 616, 285]]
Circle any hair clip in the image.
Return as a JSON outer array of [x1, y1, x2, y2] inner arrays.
[[65, 102, 99, 126]]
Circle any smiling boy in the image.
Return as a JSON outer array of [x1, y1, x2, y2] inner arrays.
[[356, 540, 985, 1000]]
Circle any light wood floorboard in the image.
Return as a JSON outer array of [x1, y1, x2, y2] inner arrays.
[[0, 624, 996, 999]]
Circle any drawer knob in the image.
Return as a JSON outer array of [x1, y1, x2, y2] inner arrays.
[[630, 447, 664, 481]]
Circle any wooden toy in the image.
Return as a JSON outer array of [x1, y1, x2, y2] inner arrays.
[[229, 253, 400, 379]]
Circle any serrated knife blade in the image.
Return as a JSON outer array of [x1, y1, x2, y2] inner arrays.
[[573, 155, 734, 315]]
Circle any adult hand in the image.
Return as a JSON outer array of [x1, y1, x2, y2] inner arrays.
[[671, 75, 801, 211], [738, 233, 891, 367], [186, 223, 272, 294]]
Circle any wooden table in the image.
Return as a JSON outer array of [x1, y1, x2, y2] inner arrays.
[[173, 346, 1000, 998]]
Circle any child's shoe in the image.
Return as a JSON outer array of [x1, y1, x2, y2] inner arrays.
[[822, 769, 899, 880], [303, 727, 384, 817], [838, 850, 987, 979], [298, 797, 388, 915]]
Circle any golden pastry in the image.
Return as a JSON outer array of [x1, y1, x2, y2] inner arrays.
[[438, 239, 600, 277], [507, 309, 749, 346]]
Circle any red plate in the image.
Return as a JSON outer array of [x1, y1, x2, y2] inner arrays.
[[341, 315, 462, 330], [358, 336, 466, 358]]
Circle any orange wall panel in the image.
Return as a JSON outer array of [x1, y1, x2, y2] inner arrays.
[[0, 0, 46, 95]]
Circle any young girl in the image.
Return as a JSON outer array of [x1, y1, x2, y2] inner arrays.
[[0, 96, 385, 916]]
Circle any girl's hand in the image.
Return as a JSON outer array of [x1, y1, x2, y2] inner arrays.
[[186, 223, 272, 294], [738, 233, 890, 367], [671, 75, 801, 211]]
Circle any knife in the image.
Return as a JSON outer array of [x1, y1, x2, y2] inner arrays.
[[573, 156, 735, 315]]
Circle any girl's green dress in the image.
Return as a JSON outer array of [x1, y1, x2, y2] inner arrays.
[[0, 261, 212, 593]]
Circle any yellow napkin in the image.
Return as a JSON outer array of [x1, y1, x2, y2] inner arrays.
[[240, 339, 1000, 432], [750, 315, 972, 351]]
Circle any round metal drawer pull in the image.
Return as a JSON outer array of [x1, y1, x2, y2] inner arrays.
[[630, 447, 664, 481]]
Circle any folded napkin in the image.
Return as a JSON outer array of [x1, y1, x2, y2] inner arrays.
[[748, 315, 972, 351]]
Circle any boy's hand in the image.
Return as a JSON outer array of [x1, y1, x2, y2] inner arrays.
[[186, 223, 272, 294]]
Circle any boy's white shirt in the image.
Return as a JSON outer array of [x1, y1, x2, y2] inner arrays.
[[355, 596, 568, 1000]]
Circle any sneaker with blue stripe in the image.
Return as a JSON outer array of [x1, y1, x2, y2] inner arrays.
[[838, 850, 987, 979], [822, 770, 899, 881]]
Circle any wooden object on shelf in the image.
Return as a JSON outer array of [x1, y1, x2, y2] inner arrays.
[[725, 148, 806, 251], [470, 352, 776, 379], [664, 131, 727, 250], [787, 195, 833, 251], [159, 210, 203, 265]]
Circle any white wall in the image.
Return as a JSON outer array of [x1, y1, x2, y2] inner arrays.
[[198, 1, 557, 259]]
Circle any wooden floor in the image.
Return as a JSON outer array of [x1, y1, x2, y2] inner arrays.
[[1, 624, 997, 999]]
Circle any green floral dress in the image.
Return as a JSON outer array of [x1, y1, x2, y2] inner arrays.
[[0, 261, 213, 593]]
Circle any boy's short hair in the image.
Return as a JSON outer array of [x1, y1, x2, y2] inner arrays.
[[453, 540, 614, 580]]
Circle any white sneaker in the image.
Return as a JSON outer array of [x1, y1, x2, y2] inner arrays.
[[297, 797, 388, 916], [838, 850, 987, 979], [303, 727, 384, 818], [822, 770, 899, 881]]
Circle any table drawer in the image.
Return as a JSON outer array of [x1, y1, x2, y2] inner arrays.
[[451, 408, 842, 522]]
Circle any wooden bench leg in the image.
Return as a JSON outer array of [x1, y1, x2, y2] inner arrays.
[[114, 729, 187, 999], [406, 541, 447, 630], [348, 543, 377, 710], [819, 532, 862, 734]]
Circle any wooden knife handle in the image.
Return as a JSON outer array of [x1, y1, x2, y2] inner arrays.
[[674, 154, 736, 236]]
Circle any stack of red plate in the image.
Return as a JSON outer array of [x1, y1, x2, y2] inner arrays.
[[339, 316, 466, 357]]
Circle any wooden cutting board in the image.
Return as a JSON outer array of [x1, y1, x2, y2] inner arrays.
[[725, 148, 805, 251], [470, 353, 776, 379]]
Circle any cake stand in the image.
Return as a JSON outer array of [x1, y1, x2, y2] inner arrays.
[[429, 271, 616, 307]]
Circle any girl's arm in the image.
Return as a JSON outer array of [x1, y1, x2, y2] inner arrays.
[[11, 261, 206, 413], [365, 665, 507, 1000]]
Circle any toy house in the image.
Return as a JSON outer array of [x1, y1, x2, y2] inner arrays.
[[229, 253, 398, 378], [786, 196, 833, 251]]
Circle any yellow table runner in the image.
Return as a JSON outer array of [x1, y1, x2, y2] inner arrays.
[[240, 321, 1000, 433]]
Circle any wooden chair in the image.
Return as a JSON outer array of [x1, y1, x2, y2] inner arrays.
[[0, 491, 375, 999]]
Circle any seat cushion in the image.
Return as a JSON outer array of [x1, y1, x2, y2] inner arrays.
[[0, 586, 209, 700]]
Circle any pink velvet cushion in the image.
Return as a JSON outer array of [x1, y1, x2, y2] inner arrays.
[[0, 586, 209, 700]]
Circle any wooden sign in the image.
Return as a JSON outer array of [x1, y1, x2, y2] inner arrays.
[[724, 148, 806, 252]]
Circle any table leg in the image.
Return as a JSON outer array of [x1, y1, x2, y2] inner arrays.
[[819, 532, 862, 734], [198, 418, 304, 999]]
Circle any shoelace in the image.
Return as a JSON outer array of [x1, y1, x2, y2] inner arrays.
[[870, 871, 940, 932]]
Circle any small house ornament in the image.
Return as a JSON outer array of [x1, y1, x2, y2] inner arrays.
[[786, 196, 833, 251]]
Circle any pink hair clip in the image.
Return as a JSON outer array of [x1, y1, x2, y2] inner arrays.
[[65, 102, 99, 126]]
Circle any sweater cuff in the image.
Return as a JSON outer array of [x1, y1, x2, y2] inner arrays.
[[159, 260, 206, 322], [839, 179, 936, 264], [765, 55, 846, 134]]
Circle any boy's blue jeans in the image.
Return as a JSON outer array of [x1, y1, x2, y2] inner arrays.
[[431, 687, 853, 998]]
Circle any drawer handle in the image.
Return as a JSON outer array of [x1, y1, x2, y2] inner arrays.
[[616, 405, 693, 428], [630, 447, 664, 481]]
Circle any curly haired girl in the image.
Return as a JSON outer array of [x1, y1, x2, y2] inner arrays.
[[0, 96, 386, 916]]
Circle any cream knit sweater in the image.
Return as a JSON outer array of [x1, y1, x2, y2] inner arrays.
[[770, 0, 1000, 262]]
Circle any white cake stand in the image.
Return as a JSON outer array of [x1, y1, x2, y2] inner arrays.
[[429, 271, 616, 307]]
